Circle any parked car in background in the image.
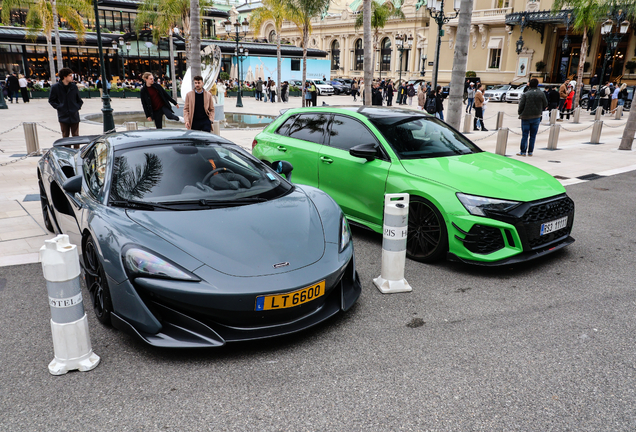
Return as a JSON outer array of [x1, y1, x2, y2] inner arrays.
[[506, 85, 527, 103], [310, 79, 334, 96], [332, 78, 352, 94], [330, 80, 350, 95], [484, 85, 515, 102]]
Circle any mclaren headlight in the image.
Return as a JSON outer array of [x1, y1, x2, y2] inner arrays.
[[339, 215, 352, 253], [456, 193, 520, 217], [123, 246, 199, 281]]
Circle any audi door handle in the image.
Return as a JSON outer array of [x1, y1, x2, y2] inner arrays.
[[320, 157, 333, 164]]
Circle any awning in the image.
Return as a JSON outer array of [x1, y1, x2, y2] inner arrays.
[[488, 37, 503, 50]]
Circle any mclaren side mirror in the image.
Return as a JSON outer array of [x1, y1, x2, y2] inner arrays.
[[62, 174, 83, 194], [349, 143, 378, 162], [273, 160, 293, 182]]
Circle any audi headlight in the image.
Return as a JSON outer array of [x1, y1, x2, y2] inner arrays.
[[123, 246, 199, 281], [456, 193, 520, 216], [339, 215, 351, 253]]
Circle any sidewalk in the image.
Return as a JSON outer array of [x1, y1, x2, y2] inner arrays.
[[0, 94, 634, 266]]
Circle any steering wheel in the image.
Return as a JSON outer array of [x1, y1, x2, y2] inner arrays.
[[202, 167, 234, 185]]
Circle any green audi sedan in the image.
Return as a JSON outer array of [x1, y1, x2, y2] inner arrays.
[[252, 107, 574, 265]]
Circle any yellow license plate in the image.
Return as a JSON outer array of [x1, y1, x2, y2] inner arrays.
[[255, 280, 326, 311]]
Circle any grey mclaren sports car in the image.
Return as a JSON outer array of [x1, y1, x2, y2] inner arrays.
[[38, 130, 361, 348]]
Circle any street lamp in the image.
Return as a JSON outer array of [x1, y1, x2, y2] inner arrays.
[[224, 18, 250, 107], [396, 34, 412, 85], [112, 36, 128, 80], [598, 9, 629, 88], [427, 0, 459, 90], [93, 0, 114, 133]]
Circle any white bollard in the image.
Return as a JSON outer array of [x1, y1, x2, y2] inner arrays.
[[496, 111, 504, 130], [40, 234, 100, 376], [373, 194, 412, 294], [595, 107, 603, 121], [615, 105, 623, 120], [550, 109, 558, 125], [124, 121, 138, 131], [462, 113, 474, 134], [495, 127, 509, 155], [547, 124, 560, 150], [590, 120, 603, 144], [573, 106, 581, 123]]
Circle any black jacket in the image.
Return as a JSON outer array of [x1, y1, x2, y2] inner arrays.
[[371, 87, 383, 106], [48, 82, 83, 123], [548, 89, 560, 104], [7, 75, 19, 92], [140, 83, 177, 119]]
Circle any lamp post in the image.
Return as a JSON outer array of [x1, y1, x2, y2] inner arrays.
[[395, 34, 413, 84], [599, 11, 630, 87], [427, 0, 459, 90], [93, 0, 114, 133], [224, 18, 250, 107]]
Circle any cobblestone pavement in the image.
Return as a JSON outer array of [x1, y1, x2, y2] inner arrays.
[[0, 94, 634, 266]]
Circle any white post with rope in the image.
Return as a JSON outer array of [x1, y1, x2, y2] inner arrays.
[[595, 107, 603, 121], [573, 107, 581, 124], [373, 194, 412, 294], [495, 127, 509, 155], [550, 109, 558, 125], [615, 106, 623, 120], [23, 122, 41, 156], [462, 113, 473, 134], [40, 235, 100, 376], [496, 111, 504, 130], [590, 120, 603, 144]]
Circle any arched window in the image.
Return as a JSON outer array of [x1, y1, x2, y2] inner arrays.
[[381, 37, 391, 71], [331, 40, 340, 70], [355, 38, 364, 71], [268, 30, 276, 43]]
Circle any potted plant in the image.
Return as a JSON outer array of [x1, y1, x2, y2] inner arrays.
[[465, 71, 477, 78], [535, 61, 546, 72]]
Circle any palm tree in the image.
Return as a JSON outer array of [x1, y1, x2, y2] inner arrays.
[[286, 0, 330, 105], [446, 0, 473, 129], [354, 0, 405, 83], [190, 0, 201, 79], [363, 0, 371, 106], [1, 0, 93, 81], [250, 0, 288, 102]]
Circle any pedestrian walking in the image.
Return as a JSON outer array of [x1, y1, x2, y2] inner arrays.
[[270, 80, 277, 103], [617, 83, 627, 115], [473, 85, 487, 131], [599, 81, 611, 115], [310, 81, 318, 106], [265, 78, 271, 102], [517, 78, 548, 157], [210, 81, 218, 104], [18, 74, 29, 103], [466, 82, 475, 113], [6, 72, 19, 103], [397, 81, 406, 105], [559, 84, 574, 120], [304, 81, 312, 106], [281, 81, 289, 103], [140, 72, 181, 129], [217, 79, 226, 105], [434, 86, 445, 121], [548, 86, 560, 111], [255, 77, 263, 101], [407, 83, 416, 105], [558, 79, 570, 116], [48, 68, 83, 141], [386, 80, 394, 106], [372, 82, 383, 106], [610, 84, 620, 114], [588, 87, 597, 112], [351, 80, 358, 102], [417, 84, 426, 110], [183, 75, 215, 132], [463, 79, 470, 104]]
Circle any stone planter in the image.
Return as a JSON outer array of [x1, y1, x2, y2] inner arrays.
[[31, 91, 50, 99]]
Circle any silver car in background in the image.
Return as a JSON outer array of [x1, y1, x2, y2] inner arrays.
[[484, 85, 514, 102], [506, 85, 527, 103]]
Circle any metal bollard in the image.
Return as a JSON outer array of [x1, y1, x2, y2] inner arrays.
[[213, 120, 220, 135], [23, 122, 41, 155], [462, 112, 474, 134], [595, 107, 603, 121], [590, 120, 603, 144], [125, 121, 138, 131], [496, 111, 504, 130], [573, 106, 581, 123], [547, 124, 560, 150], [40, 234, 100, 376], [615, 106, 623, 120], [550, 109, 558, 125], [495, 127, 509, 155], [373, 194, 412, 294]]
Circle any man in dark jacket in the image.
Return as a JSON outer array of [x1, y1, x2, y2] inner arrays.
[[548, 86, 560, 110], [48, 68, 84, 140], [140, 72, 181, 129], [6, 72, 20, 103], [255, 78, 263, 101], [371, 83, 383, 106], [517, 78, 548, 157]]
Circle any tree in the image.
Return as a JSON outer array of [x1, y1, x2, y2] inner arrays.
[[1, 0, 93, 81], [190, 0, 201, 79], [286, 0, 330, 105], [363, 0, 372, 105], [250, 0, 288, 102], [354, 0, 405, 85], [446, 0, 473, 129]]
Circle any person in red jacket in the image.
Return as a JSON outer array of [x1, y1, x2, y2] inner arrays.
[[559, 84, 574, 121]]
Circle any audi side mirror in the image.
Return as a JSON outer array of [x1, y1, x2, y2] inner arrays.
[[273, 160, 293, 181], [349, 143, 378, 162]]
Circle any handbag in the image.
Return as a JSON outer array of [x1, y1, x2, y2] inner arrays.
[[425, 97, 436, 114]]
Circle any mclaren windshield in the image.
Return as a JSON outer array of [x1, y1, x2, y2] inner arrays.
[[109, 142, 291, 207], [370, 115, 483, 160]]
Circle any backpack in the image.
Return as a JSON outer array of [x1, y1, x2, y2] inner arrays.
[[425, 96, 436, 114]]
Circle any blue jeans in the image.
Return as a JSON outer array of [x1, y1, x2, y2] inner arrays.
[[436, 111, 444, 121], [520, 117, 541, 155], [466, 98, 474, 113]]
